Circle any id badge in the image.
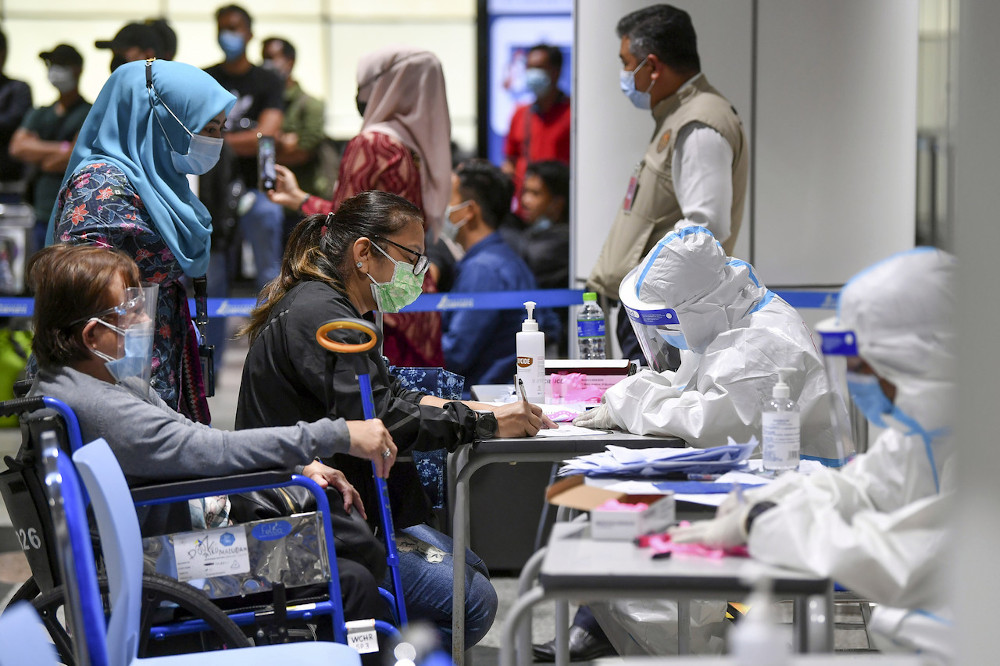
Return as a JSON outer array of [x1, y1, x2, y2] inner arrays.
[[622, 161, 642, 211], [199, 344, 216, 398]]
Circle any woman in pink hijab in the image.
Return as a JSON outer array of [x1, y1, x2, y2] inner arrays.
[[269, 46, 451, 367]]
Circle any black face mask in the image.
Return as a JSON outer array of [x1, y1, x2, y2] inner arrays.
[[110, 53, 127, 73], [356, 95, 367, 118]]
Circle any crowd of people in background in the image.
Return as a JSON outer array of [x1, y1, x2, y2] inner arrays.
[[0, 5, 573, 395]]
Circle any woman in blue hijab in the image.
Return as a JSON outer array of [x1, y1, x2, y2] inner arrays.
[[47, 59, 235, 422]]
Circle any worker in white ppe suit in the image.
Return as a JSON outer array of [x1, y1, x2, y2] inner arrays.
[[670, 247, 955, 662], [576, 225, 847, 465]]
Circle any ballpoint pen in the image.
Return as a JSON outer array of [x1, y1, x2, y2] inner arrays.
[[517, 376, 529, 403]]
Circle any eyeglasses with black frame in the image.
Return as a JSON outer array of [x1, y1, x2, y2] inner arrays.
[[372, 235, 429, 276]]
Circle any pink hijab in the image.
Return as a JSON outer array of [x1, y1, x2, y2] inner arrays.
[[357, 46, 452, 229]]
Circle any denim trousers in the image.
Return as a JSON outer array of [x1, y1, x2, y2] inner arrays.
[[392, 523, 498, 652]]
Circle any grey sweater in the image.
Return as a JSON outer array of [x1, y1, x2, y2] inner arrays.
[[33, 366, 351, 485]]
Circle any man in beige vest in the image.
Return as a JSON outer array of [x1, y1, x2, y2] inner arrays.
[[587, 4, 748, 365]]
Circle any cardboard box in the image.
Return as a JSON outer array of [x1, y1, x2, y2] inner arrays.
[[546, 476, 675, 540]]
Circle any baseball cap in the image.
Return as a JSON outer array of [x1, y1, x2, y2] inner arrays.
[[95, 23, 163, 55], [39, 44, 83, 67]]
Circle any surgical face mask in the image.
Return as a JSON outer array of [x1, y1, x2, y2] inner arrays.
[[367, 241, 425, 313], [657, 328, 689, 351], [48, 65, 76, 93], [532, 217, 553, 232], [218, 30, 246, 61], [846, 371, 893, 428], [619, 57, 653, 110], [525, 68, 551, 97], [154, 98, 224, 175], [261, 58, 289, 81], [91, 319, 154, 384], [441, 201, 472, 243]]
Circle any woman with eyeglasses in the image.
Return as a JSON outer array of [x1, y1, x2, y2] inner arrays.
[[237, 190, 553, 651], [44, 59, 234, 424], [265, 46, 451, 369]]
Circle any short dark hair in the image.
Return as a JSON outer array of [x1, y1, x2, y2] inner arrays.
[[455, 159, 514, 230], [263, 37, 295, 61], [616, 4, 700, 75], [525, 160, 569, 203], [528, 44, 563, 73], [215, 4, 253, 31], [27, 245, 141, 369]]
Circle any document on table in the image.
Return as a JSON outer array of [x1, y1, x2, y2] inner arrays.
[[535, 423, 611, 437]]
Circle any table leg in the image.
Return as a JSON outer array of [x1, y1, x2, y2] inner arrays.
[[823, 583, 835, 652], [677, 598, 690, 654], [501, 587, 546, 666], [516, 548, 547, 665], [794, 596, 808, 653], [554, 600, 569, 666], [452, 475, 469, 664]]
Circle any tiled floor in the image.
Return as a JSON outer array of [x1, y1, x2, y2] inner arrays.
[[0, 322, 873, 660]]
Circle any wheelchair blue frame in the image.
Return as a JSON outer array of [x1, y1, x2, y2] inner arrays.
[[1, 394, 401, 645]]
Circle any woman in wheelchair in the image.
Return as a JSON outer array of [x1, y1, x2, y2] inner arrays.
[[236, 190, 556, 651], [25, 242, 397, 627]]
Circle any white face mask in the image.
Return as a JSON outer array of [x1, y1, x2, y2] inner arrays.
[[48, 65, 76, 93], [154, 97, 224, 175], [619, 57, 654, 110], [441, 200, 472, 242]]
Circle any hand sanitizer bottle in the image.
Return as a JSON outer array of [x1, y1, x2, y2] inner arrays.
[[729, 576, 791, 665], [762, 367, 800, 472], [516, 300, 545, 403]]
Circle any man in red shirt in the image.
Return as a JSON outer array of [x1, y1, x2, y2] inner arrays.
[[501, 44, 570, 209]]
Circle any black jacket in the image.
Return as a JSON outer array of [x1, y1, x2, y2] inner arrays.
[[236, 280, 479, 528]]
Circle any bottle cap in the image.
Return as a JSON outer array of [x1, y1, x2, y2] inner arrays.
[[583, 292, 597, 302], [522, 300, 538, 332], [772, 367, 793, 399]]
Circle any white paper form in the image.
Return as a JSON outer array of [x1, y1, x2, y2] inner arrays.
[[172, 526, 251, 582], [534, 424, 612, 437]]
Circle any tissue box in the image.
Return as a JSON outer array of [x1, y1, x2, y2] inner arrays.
[[546, 476, 675, 540]]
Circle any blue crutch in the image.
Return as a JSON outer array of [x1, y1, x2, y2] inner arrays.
[[315, 318, 408, 626]]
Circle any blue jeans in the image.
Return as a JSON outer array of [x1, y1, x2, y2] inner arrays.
[[391, 524, 498, 652], [240, 189, 284, 291]]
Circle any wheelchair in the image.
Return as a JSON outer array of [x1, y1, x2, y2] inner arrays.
[[0, 393, 404, 663]]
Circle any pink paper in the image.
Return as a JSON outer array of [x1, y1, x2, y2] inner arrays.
[[596, 498, 649, 512], [644, 525, 750, 559]]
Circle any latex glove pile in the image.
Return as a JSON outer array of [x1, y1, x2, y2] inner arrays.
[[573, 403, 618, 430], [668, 503, 751, 548]]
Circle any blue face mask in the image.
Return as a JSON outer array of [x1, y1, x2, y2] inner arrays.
[[658, 328, 688, 350], [152, 95, 224, 175], [91, 320, 154, 384], [525, 68, 551, 97], [619, 57, 653, 110], [218, 30, 246, 61], [846, 371, 893, 427]]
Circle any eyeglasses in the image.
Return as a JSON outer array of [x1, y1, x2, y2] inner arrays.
[[69, 287, 147, 327], [371, 236, 429, 276]]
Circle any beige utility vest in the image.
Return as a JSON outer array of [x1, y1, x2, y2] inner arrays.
[[588, 75, 749, 299]]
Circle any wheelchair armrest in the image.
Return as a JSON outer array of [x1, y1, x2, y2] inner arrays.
[[130, 470, 296, 505]]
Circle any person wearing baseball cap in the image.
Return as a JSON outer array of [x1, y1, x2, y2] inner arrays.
[[95, 22, 163, 72]]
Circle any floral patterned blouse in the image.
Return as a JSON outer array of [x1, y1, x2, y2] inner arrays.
[[52, 162, 210, 423]]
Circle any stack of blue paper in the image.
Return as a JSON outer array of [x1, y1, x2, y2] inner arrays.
[[558, 437, 758, 478]]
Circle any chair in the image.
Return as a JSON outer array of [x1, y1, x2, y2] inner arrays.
[[0, 602, 59, 666], [2, 395, 401, 657], [41, 433, 362, 666]]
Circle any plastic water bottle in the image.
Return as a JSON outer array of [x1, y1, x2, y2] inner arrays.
[[576, 292, 606, 360]]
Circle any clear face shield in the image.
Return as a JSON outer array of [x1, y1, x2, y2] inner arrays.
[[619, 266, 687, 372], [816, 317, 863, 462], [89, 284, 158, 391]]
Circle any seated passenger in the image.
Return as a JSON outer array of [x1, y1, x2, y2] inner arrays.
[[236, 190, 555, 650], [26, 243, 396, 626], [669, 248, 955, 661], [442, 159, 556, 394], [576, 226, 846, 463]]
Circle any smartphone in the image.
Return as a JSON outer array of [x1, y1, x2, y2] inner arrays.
[[257, 135, 277, 191]]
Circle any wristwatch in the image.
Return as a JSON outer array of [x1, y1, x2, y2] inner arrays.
[[473, 410, 499, 439]]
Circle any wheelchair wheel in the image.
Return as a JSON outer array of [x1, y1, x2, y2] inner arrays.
[[27, 572, 251, 664], [6, 576, 40, 605]]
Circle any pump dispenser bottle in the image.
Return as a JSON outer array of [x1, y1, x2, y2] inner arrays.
[[516, 300, 545, 402], [762, 367, 800, 471]]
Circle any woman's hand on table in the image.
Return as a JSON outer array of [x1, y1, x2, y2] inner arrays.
[[301, 460, 367, 519], [493, 401, 557, 437], [345, 418, 397, 478]]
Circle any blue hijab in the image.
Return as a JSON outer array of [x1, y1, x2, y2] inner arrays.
[[46, 60, 236, 277]]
